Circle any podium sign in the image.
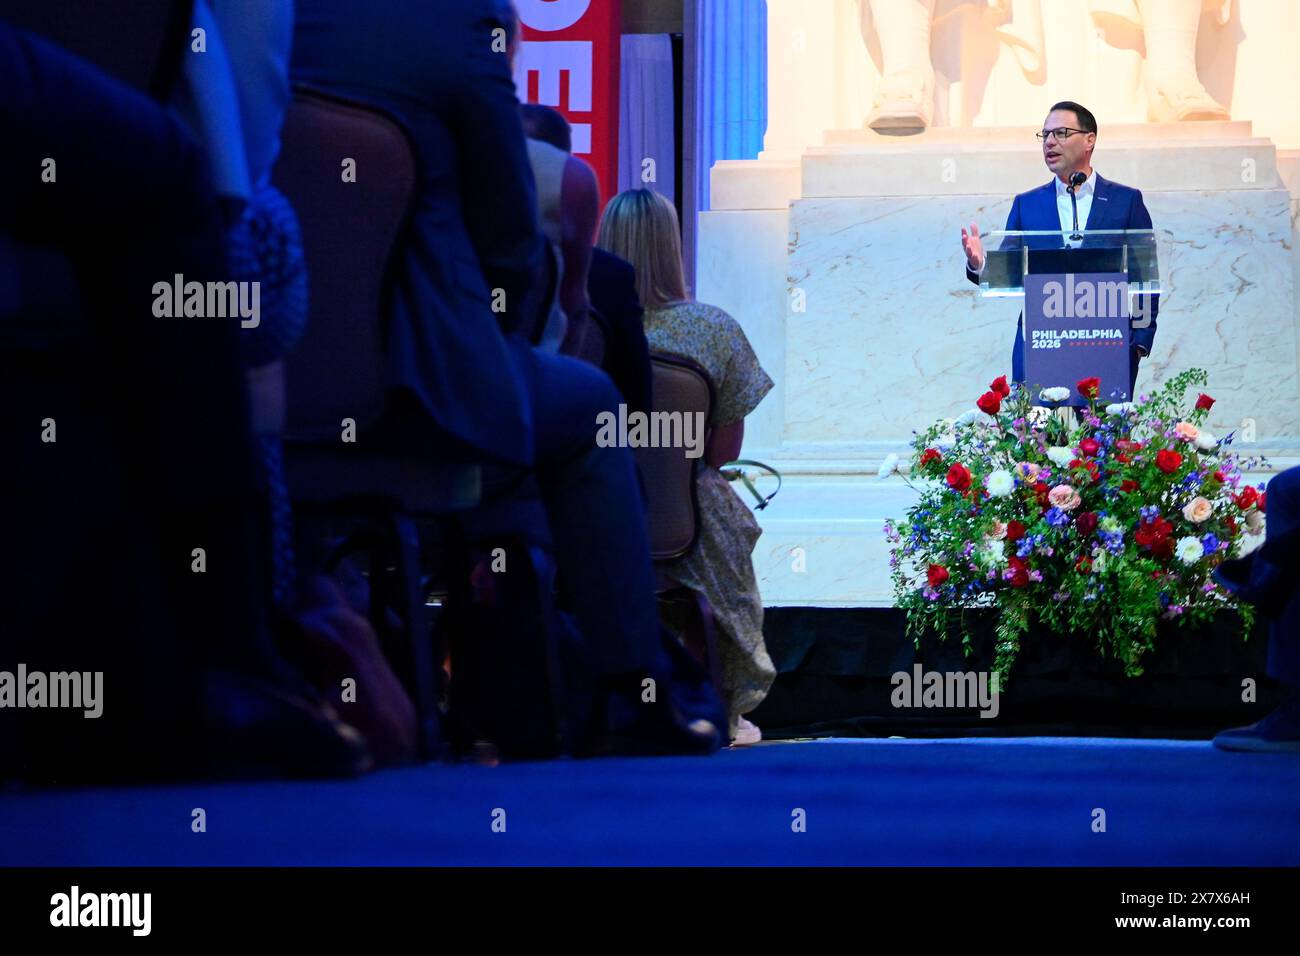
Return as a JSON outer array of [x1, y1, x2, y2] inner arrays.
[[1023, 273, 1132, 406]]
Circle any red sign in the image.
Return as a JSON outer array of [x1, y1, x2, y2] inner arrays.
[[514, 0, 622, 204]]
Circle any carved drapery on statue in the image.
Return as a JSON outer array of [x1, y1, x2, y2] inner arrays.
[[859, 0, 1231, 130]]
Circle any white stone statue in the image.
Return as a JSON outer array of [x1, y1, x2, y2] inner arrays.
[[1095, 0, 1231, 121], [860, 0, 1230, 130], [860, 0, 939, 130]]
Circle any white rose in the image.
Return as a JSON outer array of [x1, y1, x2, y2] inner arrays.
[[1245, 510, 1266, 535], [878, 454, 900, 478], [1026, 406, 1052, 427], [1040, 386, 1070, 403], [1195, 430, 1218, 451], [1235, 532, 1265, 558], [983, 541, 1007, 566], [956, 408, 997, 428], [985, 469, 1015, 497], [1175, 535, 1204, 565], [1105, 402, 1135, 416], [934, 432, 958, 452], [1046, 446, 1075, 468]]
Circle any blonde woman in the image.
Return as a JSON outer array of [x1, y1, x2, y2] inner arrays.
[[597, 188, 776, 745]]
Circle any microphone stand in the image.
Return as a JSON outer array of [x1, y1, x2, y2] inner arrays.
[[1067, 172, 1085, 242], [1067, 184, 1083, 242]]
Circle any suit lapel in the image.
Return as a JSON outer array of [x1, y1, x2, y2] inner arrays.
[[1089, 174, 1115, 229], [1029, 181, 1058, 230]]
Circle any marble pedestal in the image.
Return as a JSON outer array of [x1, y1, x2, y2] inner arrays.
[[698, 122, 1300, 606]]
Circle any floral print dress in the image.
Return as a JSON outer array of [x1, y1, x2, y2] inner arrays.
[[642, 301, 777, 734]]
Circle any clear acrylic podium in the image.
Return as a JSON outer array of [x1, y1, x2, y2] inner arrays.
[[978, 229, 1162, 298]]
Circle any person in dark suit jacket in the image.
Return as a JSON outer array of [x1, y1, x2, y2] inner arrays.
[[1212, 466, 1300, 752], [292, 0, 722, 752], [961, 101, 1159, 395], [519, 101, 653, 417], [1, 18, 368, 780]]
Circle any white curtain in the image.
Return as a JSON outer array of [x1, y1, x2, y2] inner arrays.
[[618, 33, 676, 205]]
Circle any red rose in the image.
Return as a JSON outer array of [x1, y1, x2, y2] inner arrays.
[[1235, 486, 1259, 511], [927, 564, 950, 588], [919, 448, 942, 468], [1076, 376, 1101, 400], [1005, 520, 1027, 542], [1259, 491, 1267, 513], [1135, 516, 1173, 550], [946, 463, 972, 491], [1196, 393, 1216, 411], [1115, 440, 1144, 453], [1070, 458, 1101, 484], [1033, 482, 1051, 508], [1078, 437, 1100, 457], [1115, 452, 1131, 464], [1212, 470, 1226, 483], [1075, 511, 1098, 536], [1155, 449, 1183, 473], [1152, 537, 1175, 560], [990, 375, 1011, 398], [1225, 515, 1239, 538], [977, 391, 1002, 415], [1007, 556, 1030, 588], [1120, 479, 1139, 493]]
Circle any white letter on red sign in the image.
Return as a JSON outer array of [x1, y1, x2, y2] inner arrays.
[[516, 0, 592, 32], [516, 40, 593, 111]]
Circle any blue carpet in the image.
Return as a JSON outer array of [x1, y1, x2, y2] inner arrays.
[[3, 738, 1298, 866]]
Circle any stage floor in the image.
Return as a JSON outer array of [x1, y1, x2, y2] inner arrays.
[[3, 738, 1297, 866]]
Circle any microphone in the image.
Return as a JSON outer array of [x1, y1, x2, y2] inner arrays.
[[1067, 171, 1086, 241]]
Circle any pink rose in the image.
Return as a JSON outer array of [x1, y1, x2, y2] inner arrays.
[[1174, 422, 1200, 442], [1048, 484, 1082, 511], [1182, 496, 1213, 524]]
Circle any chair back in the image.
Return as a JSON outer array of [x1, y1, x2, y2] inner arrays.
[[634, 351, 715, 562], [0, 0, 191, 97], [271, 86, 417, 441]]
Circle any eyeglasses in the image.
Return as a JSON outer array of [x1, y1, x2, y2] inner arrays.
[[1036, 127, 1089, 143]]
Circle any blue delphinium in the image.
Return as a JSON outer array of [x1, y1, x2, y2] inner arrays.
[[1045, 507, 1071, 529]]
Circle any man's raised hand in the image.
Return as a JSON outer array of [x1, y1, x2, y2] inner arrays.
[[961, 221, 984, 272]]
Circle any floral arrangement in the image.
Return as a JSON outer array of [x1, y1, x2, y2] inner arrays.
[[884, 369, 1267, 679]]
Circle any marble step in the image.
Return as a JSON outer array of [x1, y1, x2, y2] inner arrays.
[[715, 140, 1281, 209], [823, 121, 1257, 147], [802, 141, 1281, 197]]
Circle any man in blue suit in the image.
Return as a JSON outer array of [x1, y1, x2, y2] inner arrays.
[[961, 102, 1158, 395]]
